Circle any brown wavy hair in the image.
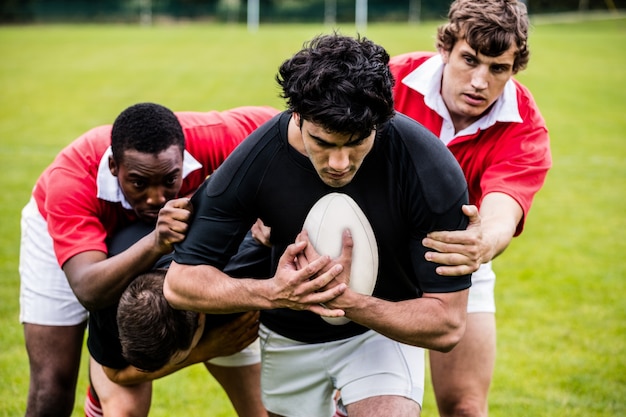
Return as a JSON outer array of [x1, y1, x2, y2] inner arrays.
[[436, 0, 530, 74]]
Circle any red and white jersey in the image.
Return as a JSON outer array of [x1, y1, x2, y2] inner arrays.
[[32, 106, 279, 267], [390, 52, 552, 235]]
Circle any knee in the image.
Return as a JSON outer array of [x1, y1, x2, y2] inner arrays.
[[26, 384, 76, 417], [437, 394, 487, 417], [27, 365, 80, 416]]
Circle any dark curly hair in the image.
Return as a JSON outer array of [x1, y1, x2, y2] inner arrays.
[[277, 33, 395, 141], [110, 102, 185, 164], [436, 0, 530, 73]]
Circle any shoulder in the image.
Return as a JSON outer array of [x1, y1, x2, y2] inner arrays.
[[388, 112, 440, 147], [385, 114, 467, 212], [41, 124, 112, 175], [221, 106, 281, 124], [389, 113, 456, 167], [203, 112, 286, 197], [389, 51, 436, 78], [71, 125, 113, 152], [176, 106, 279, 126], [176, 107, 281, 140], [511, 79, 547, 128]]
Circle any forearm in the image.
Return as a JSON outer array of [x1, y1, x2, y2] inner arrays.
[[165, 245, 348, 318], [103, 354, 203, 386], [478, 192, 523, 261], [164, 261, 275, 314], [344, 290, 469, 352], [65, 232, 168, 310]]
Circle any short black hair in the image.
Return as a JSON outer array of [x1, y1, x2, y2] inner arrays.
[[110, 102, 185, 163], [277, 32, 395, 141]]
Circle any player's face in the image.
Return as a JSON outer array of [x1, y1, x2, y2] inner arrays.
[[440, 39, 517, 131], [298, 117, 375, 188], [110, 145, 184, 223]]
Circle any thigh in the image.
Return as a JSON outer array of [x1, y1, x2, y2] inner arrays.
[[19, 199, 88, 326], [204, 362, 266, 417], [335, 331, 425, 408], [24, 322, 86, 383], [429, 313, 496, 408], [347, 395, 421, 417], [89, 356, 152, 417], [259, 325, 335, 417]]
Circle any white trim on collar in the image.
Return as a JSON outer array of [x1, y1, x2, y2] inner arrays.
[[96, 146, 202, 209], [401, 54, 522, 142]]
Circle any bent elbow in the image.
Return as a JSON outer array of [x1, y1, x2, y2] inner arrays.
[[432, 315, 467, 353], [162, 273, 183, 309], [78, 297, 98, 312], [162, 266, 195, 311], [74, 289, 103, 311]]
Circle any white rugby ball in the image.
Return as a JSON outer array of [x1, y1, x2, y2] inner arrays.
[[303, 193, 379, 325]]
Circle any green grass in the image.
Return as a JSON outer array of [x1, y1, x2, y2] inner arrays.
[[1, 17, 625, 416]]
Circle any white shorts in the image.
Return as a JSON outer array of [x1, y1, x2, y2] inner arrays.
[[207, 338, 261, 367], [467, 262, 496, 314], [259, 325, 424, 417], [19, 198, 88, 326]]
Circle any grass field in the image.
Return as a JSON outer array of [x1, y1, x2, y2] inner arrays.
[[1, 16, 625, 417]]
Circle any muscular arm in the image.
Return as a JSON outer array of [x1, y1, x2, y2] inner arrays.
[[102, 311, 261, 385], [300, 231, 469, 351], [64, 198, 192, 310], [164, 240, 348, 318], [423, 192, 523, 276], [340, 289, 468, 352], [102, 352, 199, 386]]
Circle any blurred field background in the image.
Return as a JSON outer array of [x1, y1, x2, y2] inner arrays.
[[0, 15, 625, 417]]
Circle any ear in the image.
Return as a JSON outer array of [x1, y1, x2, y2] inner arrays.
[[109, 155, 119, 177], [292, 112, 301, 127], [439, 47, 450, 65]]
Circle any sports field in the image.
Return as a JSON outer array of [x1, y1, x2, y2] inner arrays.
[[0, 16, 624, 416]]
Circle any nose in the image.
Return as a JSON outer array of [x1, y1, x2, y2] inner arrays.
[[328, 148, 350, 172], [470, 66, 489, 90], [146, 186, 167, 207]]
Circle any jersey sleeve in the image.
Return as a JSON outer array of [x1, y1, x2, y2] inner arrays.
[[172, 122, 276, 269], [393, 114, 472, 294], [477, 84, 552, 235], [36, 127, 114, 267]]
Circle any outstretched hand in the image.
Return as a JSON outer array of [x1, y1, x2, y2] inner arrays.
[[422, 204, 484, 276]]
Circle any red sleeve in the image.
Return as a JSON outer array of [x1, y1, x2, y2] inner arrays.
[[480, 84, 551, 235], [449, 82, 552, 236], [34, 126, 127, 266]]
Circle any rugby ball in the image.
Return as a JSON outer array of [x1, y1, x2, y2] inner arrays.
[[303, 193, 379, 325]]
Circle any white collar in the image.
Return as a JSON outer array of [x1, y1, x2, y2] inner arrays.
[[401, 54, 522, 140], [96, 146, 202, 209]]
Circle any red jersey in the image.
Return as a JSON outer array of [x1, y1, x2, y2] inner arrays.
[[32, 106, 280, 267], [390, 52, 552, 235]]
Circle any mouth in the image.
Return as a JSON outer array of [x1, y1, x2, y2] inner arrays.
[[463, 92, 486, 106], [327, 171, 347, 179], [325, 170, 352, 182], [140, 210, 160, 222]]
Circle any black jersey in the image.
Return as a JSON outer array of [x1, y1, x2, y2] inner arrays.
[[174, 111, 471, 343]]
